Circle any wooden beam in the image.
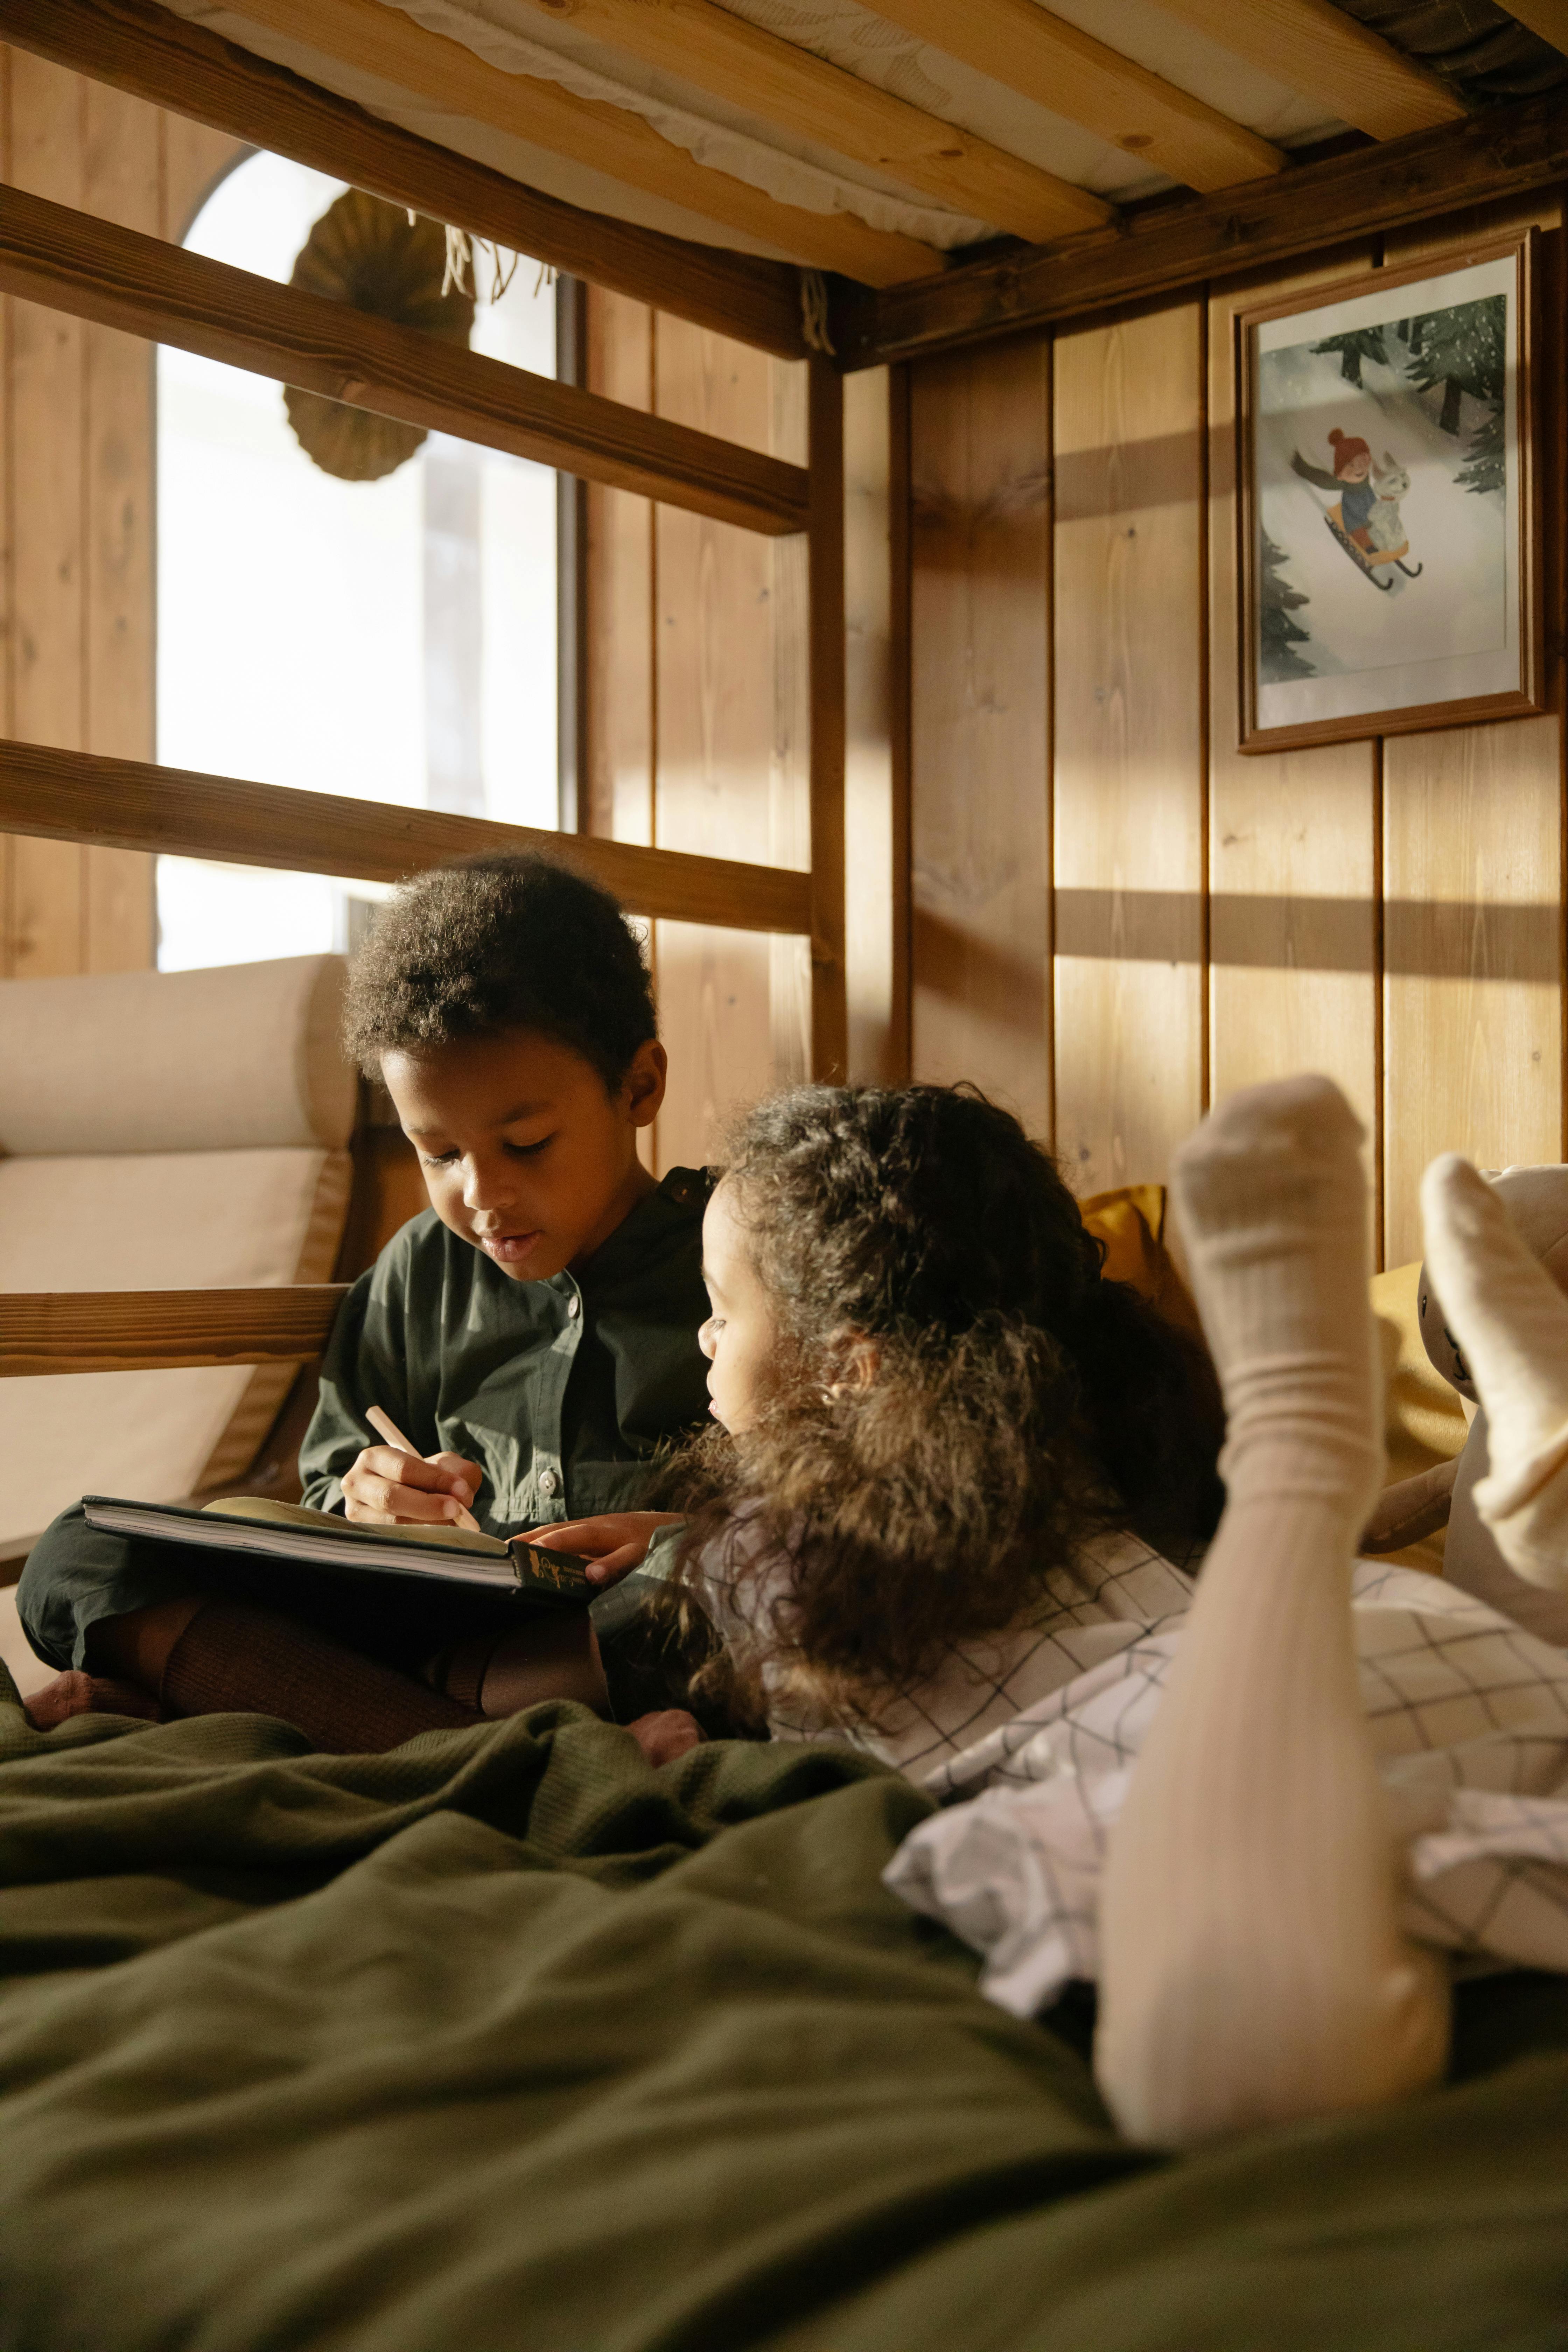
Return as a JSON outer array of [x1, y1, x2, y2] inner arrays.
[[808, 357, 849, 1083], [471, 0, 1112, 243], [1148, 0, 1464, 141], [856, 0, 1284, 194], [1493, 1, 1568, 58], [0, 182, 807, 534], [0, 740, 816, 937], [186, 0, 942, 287], [0, 0, 808, 359], [0, 1288, 350, 1375], [840, 90, 1568, 368]]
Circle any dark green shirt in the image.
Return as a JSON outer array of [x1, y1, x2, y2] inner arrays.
[[300, 1167, 715, 1536]]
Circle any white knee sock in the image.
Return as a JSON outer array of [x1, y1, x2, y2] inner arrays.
[[1421, 1154, 1568, 1592], [1096, 1076, 1449, 2148]]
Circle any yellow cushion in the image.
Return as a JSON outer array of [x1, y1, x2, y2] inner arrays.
[[1082, 1189, 1465, 1577], [1370, 1259, 1471, 1573], [1079, 1184, 1202, 1339]]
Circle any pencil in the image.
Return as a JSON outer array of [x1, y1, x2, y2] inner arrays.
[[365, 1405, 482, 1534]]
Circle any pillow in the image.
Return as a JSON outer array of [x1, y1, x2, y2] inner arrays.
[[1082, 1188, 1464, 1576], [1079, 1183, 1202, 1339]]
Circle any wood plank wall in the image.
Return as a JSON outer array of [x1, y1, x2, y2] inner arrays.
[[584, 290, 908, 1164], [910, 197, 1568, 1271], [0, 48, 242, 979]]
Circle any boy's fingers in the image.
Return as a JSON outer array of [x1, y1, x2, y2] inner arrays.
[[427, 1451, 482, 1502]]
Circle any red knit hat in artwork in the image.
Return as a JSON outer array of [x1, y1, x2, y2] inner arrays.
[[1328, 428, 1372, 476]]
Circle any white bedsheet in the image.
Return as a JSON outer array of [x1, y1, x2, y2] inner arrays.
[[886, 1562, 1568, 2017]]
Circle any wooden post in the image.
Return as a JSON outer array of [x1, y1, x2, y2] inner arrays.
[[808, 356, 848, 1083]]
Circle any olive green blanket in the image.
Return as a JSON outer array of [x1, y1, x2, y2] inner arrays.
[[2, 1664, 1568, 2352]]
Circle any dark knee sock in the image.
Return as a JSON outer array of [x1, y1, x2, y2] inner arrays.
[[161, 1600, 484, 1754]]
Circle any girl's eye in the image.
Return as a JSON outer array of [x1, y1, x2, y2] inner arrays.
[[707, 1316, 726, 1336]]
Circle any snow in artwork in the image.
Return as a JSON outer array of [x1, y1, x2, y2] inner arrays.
[[1256, 293, 1506, 687], [1246, 248, 1528, 738]]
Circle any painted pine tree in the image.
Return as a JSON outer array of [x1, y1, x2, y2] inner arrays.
[[1404, 294, 1505, 437], [1258, 532, 1313, 682], [1310, 327, 1389, 387]]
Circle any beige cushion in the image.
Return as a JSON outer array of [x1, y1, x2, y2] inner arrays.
[[0, 955, 355, 1155], [0, 1144, 351, 1557]]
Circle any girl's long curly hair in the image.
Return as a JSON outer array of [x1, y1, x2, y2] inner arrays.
[[659, 1083, 1224, 1727]]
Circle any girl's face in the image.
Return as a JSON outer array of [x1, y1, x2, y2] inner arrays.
[[698, 1180, 780, 1431]]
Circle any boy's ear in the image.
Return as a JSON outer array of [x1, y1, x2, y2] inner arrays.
[[623, 1037, 667, 1129]]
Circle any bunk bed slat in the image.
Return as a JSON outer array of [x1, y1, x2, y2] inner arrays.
[[0, 183, 810, 535], [0, 741, 815, 937], [0, 1288, 350, 1376]]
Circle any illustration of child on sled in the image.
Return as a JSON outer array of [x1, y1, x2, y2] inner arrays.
[[1290, 429, 1423, 591]]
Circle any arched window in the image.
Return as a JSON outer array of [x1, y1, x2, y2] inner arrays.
[[156, 152, 558, 970]]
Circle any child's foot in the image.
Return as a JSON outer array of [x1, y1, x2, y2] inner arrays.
[[1171, 1074, 1381, 1527], [1421, 1155, 1568, 1590], [23, 1671, 163, 1730]]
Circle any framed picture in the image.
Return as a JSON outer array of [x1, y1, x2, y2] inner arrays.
[[1237, 232, 1544, 754]]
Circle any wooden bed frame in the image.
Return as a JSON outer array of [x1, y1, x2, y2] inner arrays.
[[5, 0, 1568, 1385]]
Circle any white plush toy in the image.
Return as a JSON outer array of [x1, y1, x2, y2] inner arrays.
[[1388, 1164, 1568, 1646]]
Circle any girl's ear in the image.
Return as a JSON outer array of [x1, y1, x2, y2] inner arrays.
[[824, 1332, 880, 1400]]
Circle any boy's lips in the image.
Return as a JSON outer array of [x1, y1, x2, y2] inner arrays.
[[477, 1229, 542, 1264]]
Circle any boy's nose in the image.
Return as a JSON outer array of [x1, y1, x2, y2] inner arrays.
[[462, 1156, 519, 1213]]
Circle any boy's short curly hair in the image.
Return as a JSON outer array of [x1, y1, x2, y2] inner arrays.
[[342, 852, 658, 1089]]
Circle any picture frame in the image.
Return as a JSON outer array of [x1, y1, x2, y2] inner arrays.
[[1237, 231, 1544, 754]]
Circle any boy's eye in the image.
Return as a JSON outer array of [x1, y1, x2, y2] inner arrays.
[[505, 1134, 555, 1159], [420, 1149, 459, 1168]]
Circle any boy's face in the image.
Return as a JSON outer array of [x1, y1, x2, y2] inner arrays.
[[383, 1028, 665, 1281], [698, 1180, 780, 1432]]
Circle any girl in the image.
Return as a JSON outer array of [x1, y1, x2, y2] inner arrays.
[[558, 1082, 1225, 1782]]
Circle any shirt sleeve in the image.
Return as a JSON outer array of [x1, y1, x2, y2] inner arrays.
[[297, 1231, 421, 1513]]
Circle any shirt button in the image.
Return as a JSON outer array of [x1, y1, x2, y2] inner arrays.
[[566, 1294, 580, 1320], [538, 1467, 560, 1498]]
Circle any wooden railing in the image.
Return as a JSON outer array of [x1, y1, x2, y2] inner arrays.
[[0, 1292, 351, 1378]]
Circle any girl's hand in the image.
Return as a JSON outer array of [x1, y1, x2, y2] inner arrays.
[[342, 1444, 482, 1525], [520, 1511, 683, 1586]]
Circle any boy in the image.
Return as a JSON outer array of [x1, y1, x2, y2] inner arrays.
[[18, 854, 712, 1752]]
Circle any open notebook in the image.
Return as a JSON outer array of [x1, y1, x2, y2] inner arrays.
[[81, 1495, 594, 1602]]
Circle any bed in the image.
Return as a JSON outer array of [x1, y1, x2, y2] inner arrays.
[[3, 1662, 1567, 2352]]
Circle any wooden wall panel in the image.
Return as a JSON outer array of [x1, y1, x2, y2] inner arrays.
[[584, 290, 653, 849], [8, 49, 88, 977], [0, 51, 243, 980], [1382, 717, 1563, 1264], [584, 290, 813, 1174], [652, 315, 808, 1170], [1206, 252, 1380, 1248], [1382, 197, 1566, 1267], [908, 338, 1051, 1139], [844, 362, 909, 1086], [1053, 300, 1205, 1191]]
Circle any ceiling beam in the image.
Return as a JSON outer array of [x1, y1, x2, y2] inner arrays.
[[483, 0, 1112, 242], [0, 0, 808, 359], [0, 741, 816, 936], [1148, 0, 1464, 142], [856, 0, 1284, 193], [836, 88, 1568, 368], [176, 0, 943, 286], [0, 181, 809, 531], [1491, 1, 1568, 56]]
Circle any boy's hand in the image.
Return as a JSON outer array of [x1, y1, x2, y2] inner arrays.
[[342, 1444, 482, 1526], [519, 1511, 682, 1585]]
